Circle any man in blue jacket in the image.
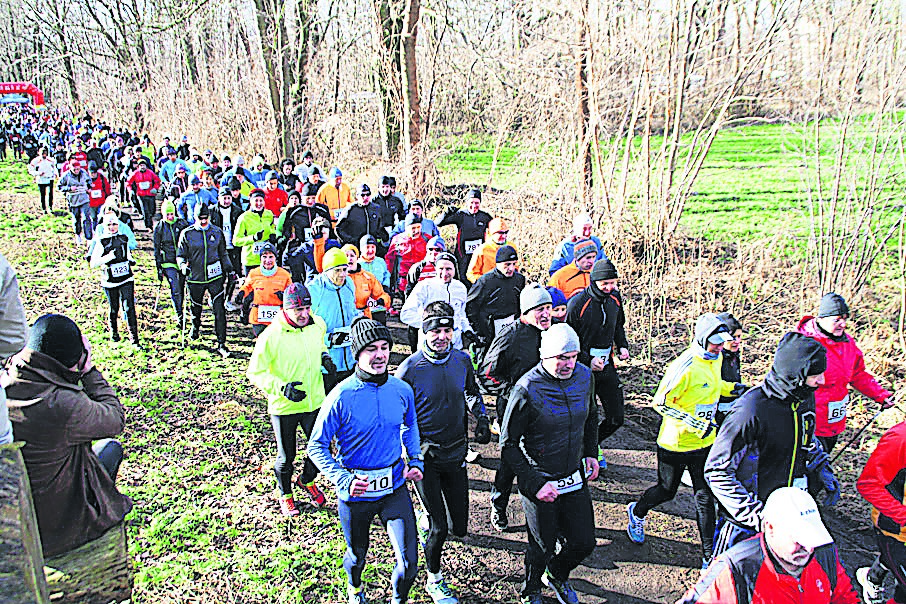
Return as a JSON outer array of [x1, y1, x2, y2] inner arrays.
[[308, 318, 423, 604]]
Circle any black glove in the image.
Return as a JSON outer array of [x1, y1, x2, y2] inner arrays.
[[328, 330, 349, 347], [731, 383, 750, 397], [321, 352, 337, 375], [255, 229, 264, 240], [283, 381, 307, 402], [157, 268, 163, 282], [268, 234, 278, 245], [275, 290, 284, 301], [474, 415, 492, 444]]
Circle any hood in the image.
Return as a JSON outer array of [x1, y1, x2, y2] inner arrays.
[[693, 313, 731, 354], [763, 332, 827, 401], [797, 315, 850, 345], [4, 349, 84, 407]]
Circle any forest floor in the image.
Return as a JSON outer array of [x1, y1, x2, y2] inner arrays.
[[1, 153, 902, 603]]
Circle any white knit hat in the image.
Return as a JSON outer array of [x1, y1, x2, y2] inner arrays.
[[539, 324, 580, 359]]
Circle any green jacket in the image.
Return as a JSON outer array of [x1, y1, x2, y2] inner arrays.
[[247, 312, 328, 415], [233, 209, 276, 268]]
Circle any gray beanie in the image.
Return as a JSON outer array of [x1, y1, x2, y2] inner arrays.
[[818, 293, 849, 318], [520, 283, 553, 314], [539, 323, 580, 359]]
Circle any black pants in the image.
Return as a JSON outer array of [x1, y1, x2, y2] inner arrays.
[[873, 528, 906, 603], [138, 195, 156, 229], [188, 278, 227, 345], [338, 486, 418, 600], [595, 363, 624, 443], [634, 446, 715, 559], [38, 182, 53, 212], [416, 458, 469, 573], [103, 281, 137, 336], [491, 394, 517, 513], [93, 438, 123, 482], [271, 411, 320, 495], [162, 267, 184, 318], [520, 486, 596, 596], [817, 434, 840, 454], [225, 249, 241, 300], [407, 326, 419, 353]]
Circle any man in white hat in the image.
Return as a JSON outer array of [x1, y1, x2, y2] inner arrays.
[[677, 487, 859, 603]]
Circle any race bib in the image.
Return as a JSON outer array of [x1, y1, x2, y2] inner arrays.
[[252, 241, 266, 255], [464, 239, 481, 254], [303, 227, 313, 241], [827, 395, 849, 424], [695, 403, 716, 425], [206, 262, 223, 279], [257, 305, 279, 323], [109, 262, 129, 278], [590, 347, 612, 364], [331, 326, 352, 347], [353, 466, 393, 498], [366, 297, 382, 309], [493, 315, 516, 334], [138, 181, 151, 190], [333, 208, 342, 219], [793, 476, 808, 491], [90, 189, 102, 199], [551, 468, 584, 495]]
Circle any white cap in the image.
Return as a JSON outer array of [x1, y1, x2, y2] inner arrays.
[[707, 331, 734, 345], [539, 324, 580, 359], [573, 212, 593, 231], [762, 487, 833, 549]]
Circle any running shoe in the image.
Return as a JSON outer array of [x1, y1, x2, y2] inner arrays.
[[490, 419, 501, 436], [542, 570, 579, 604], [225, 300, 240, 312], [626, 502, 646, 544], [856, 567, 885, 604], [348, 585, 368, 604], [279, 495, 299, 517], [520, 594, 543, 604], [425, 578, 458, 604], [490, 506, 508, 532], [680, 469, 693, 487], [465, 448, 481, 463], [296, 479, 326, 508], [598, 447, 607, 471], [217, 344, 231, 359]]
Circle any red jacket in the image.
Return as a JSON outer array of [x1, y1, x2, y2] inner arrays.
[[88, 173, 112, 208], [796, 316, 890, 437], [679, 534, 858, 604], [126, 168, 162, 198], [385, 233, 427, 293], [857, 421, 906, 542], [264, 188, 288, 217]]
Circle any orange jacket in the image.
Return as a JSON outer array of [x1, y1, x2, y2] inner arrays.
[[547, 265, 589, 299], [348, 267, 390, 319], [316, 183, 352, 222], [240, 267, 292, 325], [467, 240, 520, 283]]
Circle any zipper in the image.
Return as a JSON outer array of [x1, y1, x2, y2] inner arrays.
[[336, 286, 349, 369], [788, 400, 800, 486]]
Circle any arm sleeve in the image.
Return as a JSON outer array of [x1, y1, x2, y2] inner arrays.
[[582, 381, 599, 459], [232, 215, 255, 248], [830, 549, 862, 604], [465, 362, 486, 417], [400, 388, 424, 472], [152, 227, 163, 269], [653, 370, 711, 436], [565, 297, 592, 367], [466, 249, 483, 283], [500, 385, 547, 497], [0, 262, 27, 358], [614, 303, 629, 350], [66, 368, 125, 444], [850, 349, 892, 403], [465, 280, 488, 338], [219, 233, 233, 274], [856, 426, 906, 526], [307, 398, 355, 495], [313, 237, 326, 273], [436, 206, 460, 228], [478, 331, 509, 395], [675, 557, 739, 604], [247, 334, 284, 401], [399, 284, 423, 328], [89, 240, 113, 268]]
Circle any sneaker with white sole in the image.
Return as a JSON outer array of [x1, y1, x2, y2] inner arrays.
[[626, 502, 646, 543], [225, 300, 240, 312], [855, 567, 886, 604], [348, 585, 368, 604], [425, 578, 458, 604], [542, 570, 580, 604]]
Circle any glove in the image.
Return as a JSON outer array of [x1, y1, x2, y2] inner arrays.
[[283, 382, 307, 402], [268, 234, 278, 245], [321, 352, 337, 375], [275, 290, 284, 301], [328, 330, 349, 347], [806, 443, 830, 473], [731, 383, 750, 397], [179, 264, 189, 276], [255, 230, 264, 241], [816, 463, 841, 506], [474, 415, 492, 444], [701, 421, 718, 439]]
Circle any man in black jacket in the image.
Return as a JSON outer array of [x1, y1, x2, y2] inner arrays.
[[153, 200, 190, 323], [374, 176, 406, 238], [705, 331, 840, 557], [566, 259, 630, 469], [281, 183, 333, 244], [437, 189, 492, 287], [465, 245, 525, 346], [480, 284, 553, 531], [210, 189, 244, 311], [501, 323, 599, 604], [336, 184, 385, 248], [715, 312, 745, 425]]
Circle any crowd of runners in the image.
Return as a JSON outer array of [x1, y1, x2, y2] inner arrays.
[[4, 103, 906, 604]]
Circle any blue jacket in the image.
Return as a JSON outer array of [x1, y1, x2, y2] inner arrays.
[[218, 167, 254, 186], [549, 235, 607, 274], [160, 158, 191, 183], [308, 273, 362, 372], [178, 189, 215, 224], [391, 217, 439, 239], [308, 374, 423, 502], [360, 256, 390, 288]]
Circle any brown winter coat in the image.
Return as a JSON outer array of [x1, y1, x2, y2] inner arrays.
[[4, 349, 132, 557]]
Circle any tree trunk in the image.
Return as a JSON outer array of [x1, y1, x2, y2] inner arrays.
[[372, 0, 403, 160], [400, 0, 421, 190], [253, 0, 290, 157], [577, 0, 592, 207]]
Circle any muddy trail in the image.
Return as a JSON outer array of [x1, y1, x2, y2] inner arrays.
[[0, 190, 889, 603]]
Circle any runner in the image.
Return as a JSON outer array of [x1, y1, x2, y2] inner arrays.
[[715, 312, 746, 426], [343, 245, 390, 322], [308, 248, 362, 390], [796, 292, 893, 453], [549, 213, 607, 275], [389, 200, 439, 239], [283, 216, 341, 283], [153, 200, 190, 323], [437, 189, 491, 285], [465, 245, 525, 347], [547, 287, 567, 323], [855, 420, 906, 604], [705, 332, 839, 557], [677, 487, 860, 603], [177, 174, 213, 225], [374, 176, 406, 237], [406, 236, 447, 294], [395, 302, 490, 604], [28, 147, 57, 214], [89, 212, 140, 345], [307, 318, 423, 604], [385, 215, 428, 306], [125, 159, 161, 230], [263, 170, 288, 217], [247, 282, 333, 515], [358, 234, 390, 289], [401, 252, 471, 351], [466, 217, 517, 283], [479, 284, 552, 531], [337, 184, 386, 248], [58, 158, 92, 244], [625, 314, 740, 567], [501, 323, 599, 604], [239, 243, 292, 337], [547, 239, 596, 300], [86, 161, 112, 234], [280, 182, 332, 244], [176, 203, 233, 358], [316, 167, 352, 223], [566, 259, 630, 468], [232, 188, 277, 276], [210, 189, 243, 311]]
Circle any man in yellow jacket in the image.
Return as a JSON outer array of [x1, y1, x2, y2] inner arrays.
[[466, 217, 518, 283], [247, 283, 338, 516], [626, 313, 741, 567], [233, 189, 276, 275]]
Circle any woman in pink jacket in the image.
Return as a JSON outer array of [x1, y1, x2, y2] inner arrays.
[[797, 292, 893, 452]]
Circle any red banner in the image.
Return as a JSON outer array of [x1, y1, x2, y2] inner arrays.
[[0, 82, 45, 106]]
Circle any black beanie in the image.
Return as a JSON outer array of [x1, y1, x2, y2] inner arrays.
[[466, 188, 481, 201], [818, 293, 849, 318], [27, 314, 84, 368], [590, 259, 618, 281], [495, 245, 518, 263], [351, 317, 393, 359]]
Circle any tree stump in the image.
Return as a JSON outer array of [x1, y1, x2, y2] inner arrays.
[[0, 443, 50, 604], [44, 523, 132, 604]]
